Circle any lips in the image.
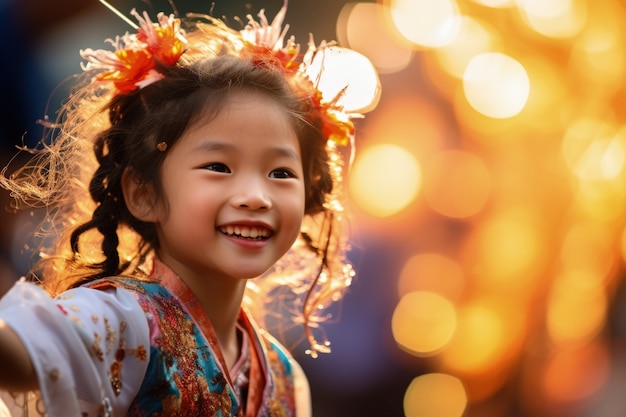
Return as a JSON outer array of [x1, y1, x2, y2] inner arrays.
[[218, 224, 272, 240]]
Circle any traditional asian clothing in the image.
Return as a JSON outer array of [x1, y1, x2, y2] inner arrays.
[[0, 260, 304, 417]]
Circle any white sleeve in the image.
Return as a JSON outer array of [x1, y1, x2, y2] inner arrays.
[[0, 280, 150, 417]]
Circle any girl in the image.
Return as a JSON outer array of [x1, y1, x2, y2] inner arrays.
[[0, 2, 375, 416]]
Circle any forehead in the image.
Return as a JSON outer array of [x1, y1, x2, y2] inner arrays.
[[176, 89, 302, 158]]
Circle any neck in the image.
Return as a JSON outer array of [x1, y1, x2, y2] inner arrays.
[[156, 258, 247, 370], [203, 286, 244, 371], [195, 277, 247, 370]]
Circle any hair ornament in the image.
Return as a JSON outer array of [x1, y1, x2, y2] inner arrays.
[[81, 0, 379, 149], [80, 8, 187, 93], [156, 142, 168, 152]]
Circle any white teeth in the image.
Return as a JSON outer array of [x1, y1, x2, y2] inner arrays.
[[220, 225, 269, 239]]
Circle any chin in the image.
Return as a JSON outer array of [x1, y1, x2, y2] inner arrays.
[[230, 268, 271, 281]]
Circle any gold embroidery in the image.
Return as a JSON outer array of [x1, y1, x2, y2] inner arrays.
[[56, 293, 75, 300], [270, 399, 288, 417], [92, 332, 104, 361], [110, 361, 122, 395], [132, 344, 148, 361], [104, 317, 116, 354]]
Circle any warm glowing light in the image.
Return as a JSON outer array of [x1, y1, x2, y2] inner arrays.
[[386, 0, 461, 48], [519, 0, 572, 18], [620, 227, 626, 266], [434, 17, 496, 78], [397, 253, 465, 302], [424, 150, 491, 218], [463, 207, 544, 291], [546, 270, 606, 345], [560, 222, 615, 278], [517, 0, 587, 38], [570, 23, 625, 96], [561, 118, 625, 181], [472, 0, 515, 6], [349, 144, 421, 217], [337, 2, 413, 74], [463, 52, 530, 119], [392, 291, 457, 356], [305, 46, 381, 113], [574, 180, 626, 222], [518, 55, 568, 133], [543, 342, 609, 403], [440, 302, 510, 373], [335, 0, 626, 413], [404, 373, 467, 417], [366, 96, 447, 156]]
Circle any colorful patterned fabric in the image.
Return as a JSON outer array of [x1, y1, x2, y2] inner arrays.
[[92, 260, 296, 417]]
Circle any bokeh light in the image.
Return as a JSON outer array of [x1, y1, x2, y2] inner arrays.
[[463, 52, 530, 119], [561, 117, 625, 181], [397, 253, 465, 302], [423, 150, 492, 218], [546, 270, 606, 346], [462, 206, 546, 293], [404, 373, 467, 417], [385, 0, 461, 48], [542, 341, 609, 403], [337, 2, 413, 74], [392, 291, 457, 356], [434, 16, 497, 79], [440, 299, 523, 375], [305, 46, 381, 113], [349, 144, 421, 217], [516, 0, 588, 38], [472, 0, 515, 7]]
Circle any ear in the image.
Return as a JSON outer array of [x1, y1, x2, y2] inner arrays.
[[121, 167, 160, 223]]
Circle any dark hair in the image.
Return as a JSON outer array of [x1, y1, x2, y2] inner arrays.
[[70, 55, 333, 282], [1, 13, 356, 354]]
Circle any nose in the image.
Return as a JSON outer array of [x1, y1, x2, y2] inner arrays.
[[230, 177, 272, 210]]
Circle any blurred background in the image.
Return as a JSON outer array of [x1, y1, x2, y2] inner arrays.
[[3, 0, 626, 416]]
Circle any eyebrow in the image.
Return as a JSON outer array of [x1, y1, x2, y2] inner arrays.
[[271, 146, 300, 161], [191, 141, 233, 153], [192, 140, 300, 161]]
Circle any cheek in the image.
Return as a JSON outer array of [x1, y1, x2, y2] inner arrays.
[[159, 179, 215, 225], [285, 188, 306, 235]]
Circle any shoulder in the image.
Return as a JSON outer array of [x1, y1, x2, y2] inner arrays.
[[260, 331, 312, 417], [257, 330, 312, 416]]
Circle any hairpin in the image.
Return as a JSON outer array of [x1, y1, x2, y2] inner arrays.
[[79, 0, 380, 149]]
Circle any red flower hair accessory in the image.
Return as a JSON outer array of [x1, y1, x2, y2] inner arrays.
[[80, 9, 186, 93], [237, 4, 358, 147], [79, 2, 379, 148]]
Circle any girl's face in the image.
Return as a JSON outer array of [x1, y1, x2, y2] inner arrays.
[[153, 90, 305, 283]]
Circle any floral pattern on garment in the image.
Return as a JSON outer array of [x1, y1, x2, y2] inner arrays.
[[0, 280, 150, 417], [92, 260, 296, 417]]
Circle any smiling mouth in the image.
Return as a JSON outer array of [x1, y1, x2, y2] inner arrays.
[[219, 225, 272, 240]]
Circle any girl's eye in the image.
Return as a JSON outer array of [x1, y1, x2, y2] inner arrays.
[[205, 163, 231, 173], [269, 169, 295, 179]]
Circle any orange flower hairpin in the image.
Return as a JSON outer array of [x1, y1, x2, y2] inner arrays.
[[80, 0, 380, 148], [80, 9, 186, 93]]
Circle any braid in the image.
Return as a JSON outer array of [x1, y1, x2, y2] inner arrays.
[[70, 129, 127, 279]]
